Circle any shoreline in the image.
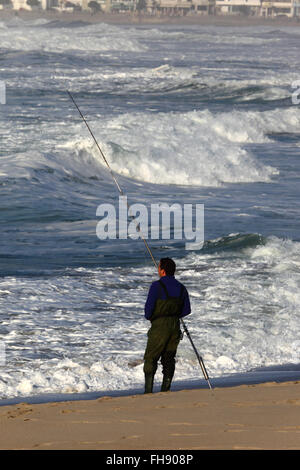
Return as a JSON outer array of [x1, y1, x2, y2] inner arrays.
[[1, 364, 300, 407], [1, 10, 300, 27], [0, 379, 299, 449]]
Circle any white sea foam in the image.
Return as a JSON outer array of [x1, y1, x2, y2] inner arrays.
[[0, 21, 146, 52], [0, 235, 299, 399], [62, 107, 300, 186], [178, 235, 300, 374], [50, 64, 296, 98], [1, 23, 300, 401], [127, 25, 283, 45], [4, 106, 300, 185]]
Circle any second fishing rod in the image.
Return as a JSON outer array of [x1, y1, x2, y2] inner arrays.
[[67, 90, 213, 391]]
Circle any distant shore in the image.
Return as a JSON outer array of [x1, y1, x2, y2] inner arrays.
[[1, 9, 300, 27]]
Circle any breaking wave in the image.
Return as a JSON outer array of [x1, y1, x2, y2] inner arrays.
[[62, 107, 300, 187]]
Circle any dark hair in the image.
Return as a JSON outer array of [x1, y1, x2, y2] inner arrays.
[[159, 258, 176, 276]]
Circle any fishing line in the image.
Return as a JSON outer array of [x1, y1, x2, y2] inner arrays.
[[67, 90, 213, 391]]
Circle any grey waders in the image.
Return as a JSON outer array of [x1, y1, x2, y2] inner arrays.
[[144, 281, 184, 393]]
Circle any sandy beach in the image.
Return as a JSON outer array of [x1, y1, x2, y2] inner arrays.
[[0, 380, 299, 450], [1, 9, 300, 27]]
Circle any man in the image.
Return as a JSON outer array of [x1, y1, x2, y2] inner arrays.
[[143, 257, 191, 394]]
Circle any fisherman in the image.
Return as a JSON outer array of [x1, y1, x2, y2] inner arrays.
[[143, 257, 191, 394]]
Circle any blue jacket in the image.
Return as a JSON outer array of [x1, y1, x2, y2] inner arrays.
[[144, 275, 191, 320]]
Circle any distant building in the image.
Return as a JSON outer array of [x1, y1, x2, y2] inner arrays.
[[111, 0, 137, 12], [154, 0, 300, 15], [293, 1, 300, 15], [261, 0, 295, 16], [192, 0, 215, 14], [215, 0, 300, 16], [155, 0, 192, 15], [151, 0, 215, 15], [216, 0, 261, 15], [11, 0, 31, 9], [8, 0, 300, 16]]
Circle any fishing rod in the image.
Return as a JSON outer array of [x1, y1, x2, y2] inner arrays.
[[67, 90, 157, 268], [67, 90, 213, 391], [180, 321, 212, 390]]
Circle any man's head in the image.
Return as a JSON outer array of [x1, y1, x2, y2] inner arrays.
[[158, 258, 176, 278]]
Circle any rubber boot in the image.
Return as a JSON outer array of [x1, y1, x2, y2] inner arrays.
[[161, 376, 172, 392], [144, 374, 154, 394]]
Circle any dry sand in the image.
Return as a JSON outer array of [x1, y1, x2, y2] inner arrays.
[[0, 381, 299, 450], [1, 10, 300, 27]]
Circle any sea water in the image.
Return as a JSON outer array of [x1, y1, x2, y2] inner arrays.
[[0, 18, 300, 400]]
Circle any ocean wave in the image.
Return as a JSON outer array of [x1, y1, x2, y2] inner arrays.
[[0, 20, 147, 53], [202, 233, 266, 253], [63, 107, 290, 186], [0, 234, 299, 399], [49, 64, 295, 102], [3, 106, 300, 187]]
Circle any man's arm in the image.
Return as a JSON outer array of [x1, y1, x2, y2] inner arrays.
[[180, 286, 191, 318], [144, 282, 159, 320]]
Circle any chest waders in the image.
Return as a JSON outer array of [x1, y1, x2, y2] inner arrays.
[[143, 281, 184, 393]]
